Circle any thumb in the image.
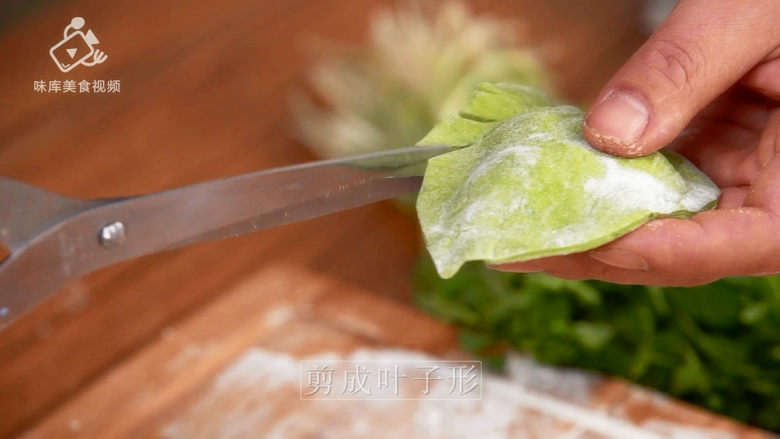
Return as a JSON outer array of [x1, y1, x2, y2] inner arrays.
[[583, 0, 780, 157]]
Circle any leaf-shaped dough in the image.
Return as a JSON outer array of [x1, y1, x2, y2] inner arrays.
[[416, 84, 720, 279], [458, 82, 553, 122], [416, 117, 496, 147], [416, 82, 553, 147]]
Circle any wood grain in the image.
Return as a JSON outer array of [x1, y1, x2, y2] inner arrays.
[[18, 265, 775, 439], [17, 265, 458, 439], [0, 0, 647, 437]]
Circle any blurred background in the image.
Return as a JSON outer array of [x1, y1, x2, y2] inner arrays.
[[7, 0, 751, 438]]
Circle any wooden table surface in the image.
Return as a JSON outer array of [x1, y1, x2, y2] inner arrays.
[[17, 265, 777, 439], [0, 0, 648, 437]]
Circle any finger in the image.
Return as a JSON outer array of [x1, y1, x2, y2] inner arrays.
[[546, 264, 719, 287], [665, 88, 770, 187], [675, 118, 762, 187], [745, 140, 780, 213], [587, 152, 780, 280], [671, 88, 771, 183], [544, 262, 718, 287], [488, 260, 543, 273], [742, 54, 780, 100], [583, 0, 780, 157], [757, 109, 780, 166], [494, 253, 604, 277], [598, 210, 780, 279], [717, 186, 749, 209], [694, 87, 773, 138], [493, 250, 718, 286]]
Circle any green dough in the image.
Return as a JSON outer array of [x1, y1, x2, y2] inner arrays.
[[417, 83, 552, 147], [416, 83, 721, 279], [416, 116, 497, 148]]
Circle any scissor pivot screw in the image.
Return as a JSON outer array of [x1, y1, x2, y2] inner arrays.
[[99, 221, 127, 249]]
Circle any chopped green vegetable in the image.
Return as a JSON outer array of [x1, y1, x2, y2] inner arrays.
[[415, 82, 720, 278], [413, 256, 780, 432]]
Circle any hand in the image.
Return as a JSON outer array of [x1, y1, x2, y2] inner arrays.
[[495, 0, 780, 286]]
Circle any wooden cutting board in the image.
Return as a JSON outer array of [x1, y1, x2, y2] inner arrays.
[[17, 265, 777, 439]]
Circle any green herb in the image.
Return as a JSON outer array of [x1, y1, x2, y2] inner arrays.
[[413, 255, 780, 432]]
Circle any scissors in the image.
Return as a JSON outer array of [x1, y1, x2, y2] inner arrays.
[[0, 144, 451, 330]]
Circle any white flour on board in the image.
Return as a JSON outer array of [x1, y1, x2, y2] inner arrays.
[[160, 347, 745, 439]]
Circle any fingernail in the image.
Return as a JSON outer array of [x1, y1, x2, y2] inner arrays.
[[487, 263, 543, 273], [586, 92, 649, 144], [590, 248, 648, 271]]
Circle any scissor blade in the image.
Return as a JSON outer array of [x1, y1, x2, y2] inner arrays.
[[0, 145, 451, 327], [158, 165, 425, 252], [127, 144, 451, 256], [22, 144, 452, 276], [0, 145, 453, 328]]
